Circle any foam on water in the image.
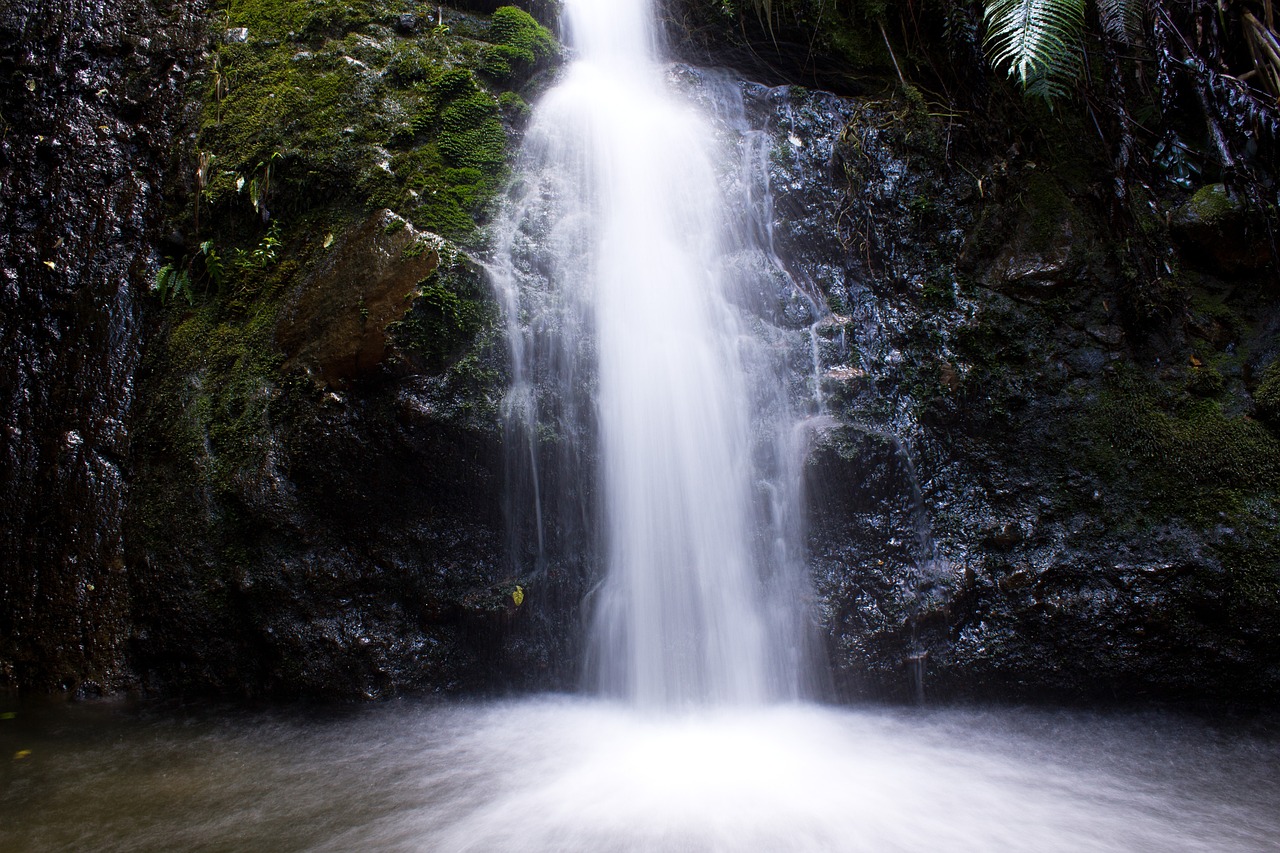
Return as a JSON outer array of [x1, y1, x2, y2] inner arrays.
[[5, 699, 1277, 852]]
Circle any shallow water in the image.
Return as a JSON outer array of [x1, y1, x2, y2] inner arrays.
[[2, 697, 1277, 852]]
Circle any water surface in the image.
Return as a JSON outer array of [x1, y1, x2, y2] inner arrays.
[[3, 698, 1277, 851]]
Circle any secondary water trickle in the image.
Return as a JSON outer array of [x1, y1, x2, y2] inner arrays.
[[492, 0, 820, 706]]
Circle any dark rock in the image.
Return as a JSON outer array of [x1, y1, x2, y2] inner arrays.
[[1170, 184, 1272, 274], [277, 211, 438, 388], [0, 0, 202, 695], [393, 14, 420, 35]]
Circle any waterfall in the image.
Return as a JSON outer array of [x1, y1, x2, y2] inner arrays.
[[493, 0, 817, 707]]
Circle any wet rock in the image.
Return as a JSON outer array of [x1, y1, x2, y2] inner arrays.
[[277, 211, 439, 387], [0, 0, 202, 695], [1170, 184, 1271, 274], [393, 14, 421, 35]]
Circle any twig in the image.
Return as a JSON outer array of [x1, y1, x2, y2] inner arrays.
[[879, 19, 907, 88]]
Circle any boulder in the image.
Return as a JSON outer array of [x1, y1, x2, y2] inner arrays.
[[277, 211, 440, 387]]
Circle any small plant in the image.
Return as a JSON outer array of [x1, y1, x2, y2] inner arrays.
[[152, 240, 226, 305], [230, 222, 282, 272], [199, 240, 224, 289], [153, 263, 193, 304], [239, 151, 282, 222]]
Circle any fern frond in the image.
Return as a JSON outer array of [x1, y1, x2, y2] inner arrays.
[[983, 0, 1086, 103], [1097, 0, 1145, 45]]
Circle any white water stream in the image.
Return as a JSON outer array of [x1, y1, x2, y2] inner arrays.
[[494, 0, 816, 705]]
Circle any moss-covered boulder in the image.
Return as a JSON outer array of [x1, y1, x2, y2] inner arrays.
[[123, 2, 567, 700], [1171, 184, 1272, 274]]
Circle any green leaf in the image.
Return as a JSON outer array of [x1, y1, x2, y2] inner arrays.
[[983, 0, 1086, 103], [1097, 0, 1144, 44]]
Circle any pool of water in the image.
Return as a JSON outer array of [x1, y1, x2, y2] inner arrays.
[[2, 697, 1277, 852]]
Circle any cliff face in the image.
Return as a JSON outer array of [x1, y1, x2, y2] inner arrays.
[[0, 0, 203, 693], [2, 0, 1277, 705], [121, 2, 566, 699], [797, 96, 1280, 705]]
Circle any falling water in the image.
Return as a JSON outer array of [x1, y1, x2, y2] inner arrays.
[[493, 0, 817, 706]]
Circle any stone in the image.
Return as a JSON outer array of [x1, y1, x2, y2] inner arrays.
[[393, 14, 421, 34], [1170, 184, 1271, 274], [276, 210, 440, 387]]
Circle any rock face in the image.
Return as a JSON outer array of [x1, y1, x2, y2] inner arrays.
[[759, 88, 1280, 706], [0, 0, 202, 694], [1170, 184, 1272, 275], [119, 2, 568, 700], [124, 219, 555, 698]]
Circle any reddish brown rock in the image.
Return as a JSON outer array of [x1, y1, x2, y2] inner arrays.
[[277, 210, 440, 387]]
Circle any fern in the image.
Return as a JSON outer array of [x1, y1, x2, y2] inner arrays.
[[198, 240, 224, 289], [153, 263, 193, 305], [1097, 0, 1145, 45], [983, 0, 1087, 103]]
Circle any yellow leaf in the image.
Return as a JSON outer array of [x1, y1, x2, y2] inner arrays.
[[323, 233, 334, 249], [43, 261, 56, 270], [512, 586, 524, 607], [14, 750, 31, 760], [0, 712, 16, 720], [1189, 355, 1202, 367]]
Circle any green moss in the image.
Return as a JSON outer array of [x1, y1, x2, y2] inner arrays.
[[1185, 365, 1225, 397], [498, 90, 530, 119], [1022, 172, 1074, 252], [144, 0, 556, 496], [221, 0, 378, 41], [201, 2, 557, 248], [1077, 372, 1280, 520], [488, 6, 557, 62], [1254, 361, 1280, 425], [1187, 184, 1237, 225], [391, 262, 494, 373]]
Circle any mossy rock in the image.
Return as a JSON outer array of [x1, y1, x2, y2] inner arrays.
[[1254, 360, 1280, 426], [276, 210, 441, 387], [391, 250, 495, 374], [1170, 184, 1272, 274]]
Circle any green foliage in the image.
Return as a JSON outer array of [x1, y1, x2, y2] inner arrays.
[[391, 266, 492, 373], [154, 264, 193, 305], [230, 222, 282, 272], [982, 0, 1086, 102], [199, 241, 224, 288], [1096, 0, 1144, 44]]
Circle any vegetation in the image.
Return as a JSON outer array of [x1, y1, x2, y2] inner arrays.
[[137, 0, 558, 565]]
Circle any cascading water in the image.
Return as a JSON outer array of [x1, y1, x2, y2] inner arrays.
[[493, 0, 818, 706]]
